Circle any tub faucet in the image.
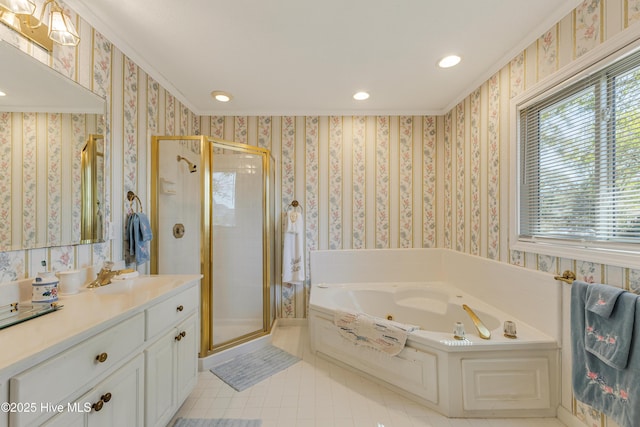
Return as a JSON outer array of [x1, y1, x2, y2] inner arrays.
[[87, 262, 134, 288], [462, 304, 491, 340]]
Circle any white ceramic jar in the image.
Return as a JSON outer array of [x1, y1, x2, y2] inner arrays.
[[32, 271, 59, 304], [57, 269, 85, 295]]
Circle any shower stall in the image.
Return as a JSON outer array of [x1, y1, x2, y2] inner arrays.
[[150, 136, 276, 357]]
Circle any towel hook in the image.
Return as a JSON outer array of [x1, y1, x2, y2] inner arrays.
[[127, 191, 143, 214], [287, 199, 302, 213]]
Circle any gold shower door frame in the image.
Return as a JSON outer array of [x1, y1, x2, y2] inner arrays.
[[150, 135, 274, 357]]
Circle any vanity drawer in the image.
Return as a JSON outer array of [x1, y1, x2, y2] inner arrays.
[[146, 284, 198, 340], [10, 312, 144, 427]]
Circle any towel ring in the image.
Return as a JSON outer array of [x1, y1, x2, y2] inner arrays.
[[287, 199, 302, 213], [127, 191, 143, 214]]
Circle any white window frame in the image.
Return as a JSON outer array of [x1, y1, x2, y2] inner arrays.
[[510, 30, 640, 269]]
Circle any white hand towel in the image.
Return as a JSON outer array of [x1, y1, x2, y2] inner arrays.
[[282, 210, 305, 284]]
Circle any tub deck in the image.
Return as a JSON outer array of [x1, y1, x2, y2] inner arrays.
[[310, 281, 558, 353], [309, 249, 561, 419]]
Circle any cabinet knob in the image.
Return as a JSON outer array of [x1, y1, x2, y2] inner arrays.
[[181, 331, 186, 338], [176, 305, 184, 312], [175, 334, 182, 341], [92, 400, 104, 412], [101, 392, 112, 403], [95, 352, 108, 363]]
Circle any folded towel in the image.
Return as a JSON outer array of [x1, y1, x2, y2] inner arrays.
[[125, 212, 153, 266], [583, 282, 636, 369], [587, 283, 626, 318], [282, 210, 305, 284], [572, 281, 640, 427], [334, 309, 418, 356]]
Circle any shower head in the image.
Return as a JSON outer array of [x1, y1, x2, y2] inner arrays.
[[177, 155, 197, 173]]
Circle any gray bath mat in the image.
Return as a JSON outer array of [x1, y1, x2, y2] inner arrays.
[[173, 419, 261, 427], [210, 344, 300, 391]]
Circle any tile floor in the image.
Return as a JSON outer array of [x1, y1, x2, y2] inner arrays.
[[171, 324, 567, 427]]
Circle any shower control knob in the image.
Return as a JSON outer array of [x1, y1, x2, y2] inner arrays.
[[173, 223, 185, 239]]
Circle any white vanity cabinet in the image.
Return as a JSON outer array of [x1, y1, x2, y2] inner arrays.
[[9, 313, 145, 427], [0, 275, 201, 427], [145, 286, 199, 427]]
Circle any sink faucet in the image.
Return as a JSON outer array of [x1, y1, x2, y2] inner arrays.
[[87, 262, 135, 288]]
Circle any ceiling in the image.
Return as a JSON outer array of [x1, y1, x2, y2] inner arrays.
[[64, 0, 582, 116]]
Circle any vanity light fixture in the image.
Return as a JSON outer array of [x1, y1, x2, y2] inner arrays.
[[0, 8, 20, 31], [353, 91, 370, 101], [0, 0, 35, 15], [211, 90, 232, 102], [0, 0, 79, 52], [438, 55, 461, 68]]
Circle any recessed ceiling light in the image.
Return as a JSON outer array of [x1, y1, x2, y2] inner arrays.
[[0, 91, 6, 97], [438, 55, 461, 69], [353, 91, 370, 101], [211, 90, 232, 102]]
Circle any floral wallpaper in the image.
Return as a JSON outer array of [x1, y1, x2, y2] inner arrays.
[[2, 2, 640, 426], [422, 116, 437, 248], [575, 0, 602, 58], [399, 116, 413, 248], [352, 116, 367, 249], [538, 27, 558, 80], [328, 116, 343, 250]]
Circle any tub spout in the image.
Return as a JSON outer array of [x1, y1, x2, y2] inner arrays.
[[462, 304, 491, 340]]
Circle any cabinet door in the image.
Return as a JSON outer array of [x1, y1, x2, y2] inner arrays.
[[87, 354, 144, 427], [44, 354, 144, 427], [176, 314, 198, 404], [42, 409, 85, 427], [145, 330, 177, 427]]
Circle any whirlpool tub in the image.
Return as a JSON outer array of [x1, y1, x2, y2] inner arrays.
[[308, 249, 561, 418]]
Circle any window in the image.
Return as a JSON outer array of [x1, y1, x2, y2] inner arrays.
[[515, 44, 640, 262], [213, 171, 236, 227]]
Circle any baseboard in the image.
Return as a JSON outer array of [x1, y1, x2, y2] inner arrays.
[[557, 405, 580, 427], [277, 318, 308, 327]]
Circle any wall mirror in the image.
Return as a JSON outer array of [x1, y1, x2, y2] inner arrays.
[[0, 41, 106, 251]]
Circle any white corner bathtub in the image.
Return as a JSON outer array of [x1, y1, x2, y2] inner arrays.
[[308, 249, 561, 419]]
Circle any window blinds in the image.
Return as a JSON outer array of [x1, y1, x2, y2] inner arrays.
[[519, 50, 640, 245]]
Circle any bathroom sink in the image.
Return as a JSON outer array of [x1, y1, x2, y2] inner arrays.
[[89, 277, 154, 295]]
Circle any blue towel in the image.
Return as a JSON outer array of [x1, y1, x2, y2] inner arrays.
[[126, 212, 152, 265], [587, 283, 626, 318], [584, 283, 635, 369], [572, 281, 640, 427]]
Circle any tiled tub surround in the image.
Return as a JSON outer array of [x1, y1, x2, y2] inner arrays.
[[309, 248, 561, 418], [0, 274, 201, 427]]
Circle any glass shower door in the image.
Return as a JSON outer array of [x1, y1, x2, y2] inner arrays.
[[211, 150, 265, 347], [152, 135, 274, 357]]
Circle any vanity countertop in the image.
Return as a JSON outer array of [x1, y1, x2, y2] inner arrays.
[[0, 274, 201, 378]]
